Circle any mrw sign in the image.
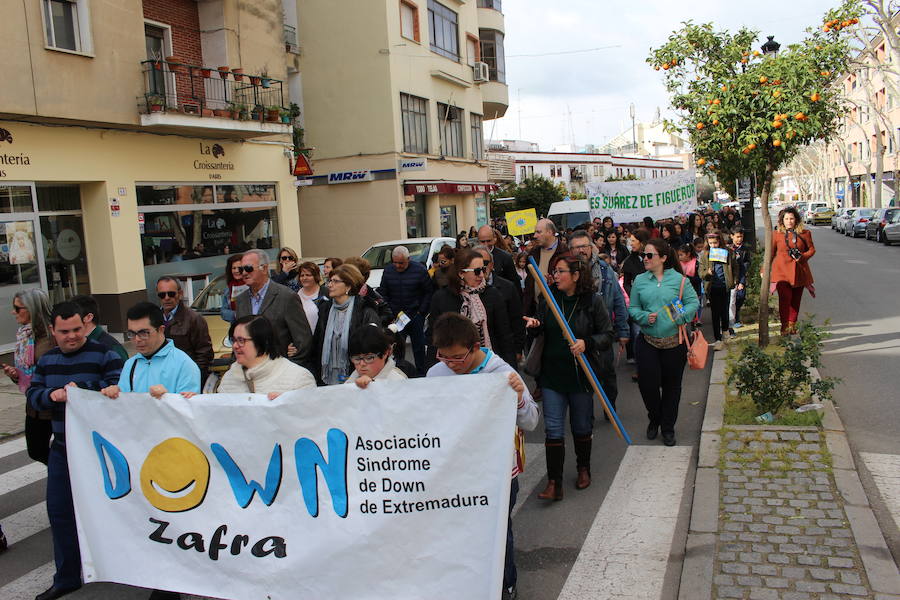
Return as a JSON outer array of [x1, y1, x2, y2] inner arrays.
[[65, 377, 516, 599], [588, 169, 698, 222]]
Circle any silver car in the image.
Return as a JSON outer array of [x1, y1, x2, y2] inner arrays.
[[835, 208, 857, 233], [845, 208, 875, 237], [881, 209, 900, 245]]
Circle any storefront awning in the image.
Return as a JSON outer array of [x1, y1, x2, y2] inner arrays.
[[403, 180, 499, 195]]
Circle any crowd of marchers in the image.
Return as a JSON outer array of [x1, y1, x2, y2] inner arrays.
[[0, 203, 815, 600]]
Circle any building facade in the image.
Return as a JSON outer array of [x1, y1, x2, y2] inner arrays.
[[0, 0, 298, 346], [294, 0, 509, 257], [500, 151, 685, 196]]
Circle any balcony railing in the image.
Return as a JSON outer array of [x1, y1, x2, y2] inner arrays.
[[283, 24, 299, 54], [141, 60, 289, 123]]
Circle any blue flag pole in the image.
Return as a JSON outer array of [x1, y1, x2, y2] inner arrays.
[[527, 257, 632, 445]]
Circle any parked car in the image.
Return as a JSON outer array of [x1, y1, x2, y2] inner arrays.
[[864, 207, 900, 242], [793, 202, 808, 218], [361, 237, 456, 288], [809, 206, 835, 225], [832, 208, 849, 229], [803, 202, 827, 219], [845, 208, 875, 237], [835, 208, 857, 233], [881, 210, 900, 245]]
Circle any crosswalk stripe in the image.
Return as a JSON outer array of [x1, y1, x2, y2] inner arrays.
[[512, 442, 543, 518], [0, 561, 55, 599], [558, 445, 692, 600], [5, 502, 48, 546], [860, 452, 900, 532], [0, 462, 46, 496], [0, 436, 27, 460]]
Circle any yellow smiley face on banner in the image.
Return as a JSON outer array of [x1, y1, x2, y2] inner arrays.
[[140, 438, 210, 512]]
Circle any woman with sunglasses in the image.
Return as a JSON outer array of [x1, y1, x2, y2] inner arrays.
[[523, 255, 613, 499], [628, 239, 699, 447], [344, 324, 408, 388], [216, 315, 316, 398], [221, 253, 246, 323], [427, 248, 514, 368], [272, 246, 301, 292], [313, 264, 382, 385], [3, 289, 54, 466]]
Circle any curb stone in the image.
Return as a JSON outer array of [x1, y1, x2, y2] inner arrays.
[[677, 350, 900, 599]]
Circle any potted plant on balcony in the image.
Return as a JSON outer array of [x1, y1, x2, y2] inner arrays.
[[232, 67, 244, 82], [165, 56, 185, 74], [199, 67, 212, 78], [213, 105, 231, 118], [217, 66, 230, 79], [147, 95, 165, 113], [279, 108, 291, 124], [227, 102, 241, 119], [266, 105, 281, 122], [289, 102, 301, 121], [250, 104, 265, 122], [260, 69, 272, 89], [249, 75, 261, 86]]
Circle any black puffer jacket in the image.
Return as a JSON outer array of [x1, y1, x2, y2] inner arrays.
[[531, 289, 615, 377], [427, 286, 515, 368]]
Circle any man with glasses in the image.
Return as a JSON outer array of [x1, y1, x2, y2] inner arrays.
[[101, 302, 200, 398], [27, 302, 124, 600], [568, 230, 629, 413], [476, 225, 519, 286], [377, 246, 433, 375], [156, 276, 213, 385], [235, 249, 314, 370]]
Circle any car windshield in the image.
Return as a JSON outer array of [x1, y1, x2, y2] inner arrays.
[[813, 207, 829, 213], [857, 209, 875, 217], [362, 242, 432, 269], [192, 274, 228, 314]]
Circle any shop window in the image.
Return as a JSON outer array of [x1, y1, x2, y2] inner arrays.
[[216, 184, 277, 203], [428, 0, 459, 61], [440, 205, 458, 237], [478, 29, 505, 83], [471, 113, 484, 160], [400, 93, 429, 154], [137, 185, 212, 206], [37, 185, 81, 211], [43, 0, 93, 53], [475, 194, 488, 227], [0, 186, 36, 213], [400, 1, 419, 42], [437, 103, 464, 158], [405, 195, 426, 238]]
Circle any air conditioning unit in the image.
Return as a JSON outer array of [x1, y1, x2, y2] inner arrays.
[[473, 61, 489, 82]]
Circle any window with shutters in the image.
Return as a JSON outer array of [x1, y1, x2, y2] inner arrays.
[[400, 93, 429, 154], [437, 102, 464, 157]]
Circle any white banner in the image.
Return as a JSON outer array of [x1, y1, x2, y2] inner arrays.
[[65, 376, 517, 599], [588, 169, 698, 222]]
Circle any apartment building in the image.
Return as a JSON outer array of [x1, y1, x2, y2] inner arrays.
[[0, 0, 299, 344], [294, 0, 508, 256], [503, 151, 685, 196], [825, 21, 900, 207]]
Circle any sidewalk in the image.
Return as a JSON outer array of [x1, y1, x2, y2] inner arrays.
[[0, 375, 24, 438], [679, 344, 900, 600]]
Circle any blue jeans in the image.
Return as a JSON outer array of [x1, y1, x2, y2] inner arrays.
[[542, 388, 594, 439], [47, 441, 81, 590], [503, 476, 519, 591]]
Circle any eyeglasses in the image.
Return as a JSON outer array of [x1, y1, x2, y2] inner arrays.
[[230, 336, 251, 348], [350, 353, 382, 365], [641, 252, 659, 260], [436, 348, 471, 364], [460, 267, 486, 275], [125, 328, 155, 341], [552, 268, 572, 275], [157, 291, 178, 299], [279, 255, 293, 261], [570, 244, 592, 251], [240, 265, 265, 273], [327, 278, 346, 286], [477, 239, 493, 244], [12, 304, 26, 313]]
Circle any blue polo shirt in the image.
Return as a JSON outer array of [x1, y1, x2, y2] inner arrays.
[[118, 339, 200, 393]]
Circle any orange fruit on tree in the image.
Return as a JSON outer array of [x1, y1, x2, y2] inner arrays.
[[773, 79, 782, 85], [842, 20, 851, 27], [773, 139, 782, 147], [759, 76, 768, 83], [748, 143, 757, 150], [712, 119, 720, 125], [743, 147, 751, 155], [671, 58, 678, 65], [721, 85, 728, 92], [852, 17, 859, 24], [655, 65, 660, 70], [663, 63, 670, 70], [697, 158, 706, 166], [786, 130, 796, 139], [753, 50, 761, 57], [810, 92, 821, 101], [824, 25, 831, 32], [713, 99, 721, 105], [773, 90, 782, 98], [772, 120, 783, 128], [742, 51, 750, 57], [820, 71, 829, 77], [741, 58, 749, 64]]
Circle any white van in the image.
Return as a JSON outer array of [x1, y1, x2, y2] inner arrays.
[[547, 200, 591, 230]]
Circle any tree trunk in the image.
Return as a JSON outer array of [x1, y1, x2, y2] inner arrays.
[[874, 132, 884, 209], [743, 176, 758, 250], [757, 160, 777, 348]]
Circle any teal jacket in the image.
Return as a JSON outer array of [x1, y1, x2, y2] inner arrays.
[[118, 339, 201, 393], [628, 269, 699, 338]]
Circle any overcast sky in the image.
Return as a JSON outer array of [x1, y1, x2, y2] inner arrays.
[[488, 0, 839, 150]]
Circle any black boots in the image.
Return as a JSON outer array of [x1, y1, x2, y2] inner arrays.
[[538, 439, 564, 500], [574, 436, 592, 490]]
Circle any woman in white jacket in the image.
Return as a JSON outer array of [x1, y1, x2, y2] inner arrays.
[[218, 315, 316, 398], [344, 324, 407, 389]]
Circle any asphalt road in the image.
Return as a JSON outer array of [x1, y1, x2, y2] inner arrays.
[[799, 220, 900, 559]]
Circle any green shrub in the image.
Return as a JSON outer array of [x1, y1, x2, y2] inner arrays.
[[728, 317, 838, 416]]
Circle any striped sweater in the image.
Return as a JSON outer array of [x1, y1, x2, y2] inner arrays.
[[26, 339, 124, 442]]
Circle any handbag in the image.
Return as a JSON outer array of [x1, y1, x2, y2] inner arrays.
[[522, 335, 544, 378], [676, 276, 709, 370]]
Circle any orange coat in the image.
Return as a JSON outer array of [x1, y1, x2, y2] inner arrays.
[[770, 228, 815, 287]]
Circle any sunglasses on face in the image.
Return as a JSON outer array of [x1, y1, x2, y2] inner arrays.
[[12, 304, 26, 312], [240, 265, 264, 273], [157, 291, 178, 299], [460, 267, 486, 276], [641, 252, 659, 260], [279, 255, 293, 261]]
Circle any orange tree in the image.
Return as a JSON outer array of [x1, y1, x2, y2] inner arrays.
[[648, 1, 861, 346]]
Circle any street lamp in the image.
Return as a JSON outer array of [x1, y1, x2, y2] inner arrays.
[[629, 103, 636, 155], [761, 35, 781, 57]]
